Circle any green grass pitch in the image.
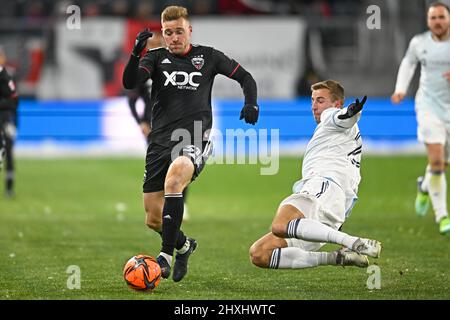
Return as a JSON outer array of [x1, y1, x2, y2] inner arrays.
[[0, 156, 449, 299]]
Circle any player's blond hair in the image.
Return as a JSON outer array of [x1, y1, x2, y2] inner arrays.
[[311, 80, 345, 105], [161, 6, 189, 23]]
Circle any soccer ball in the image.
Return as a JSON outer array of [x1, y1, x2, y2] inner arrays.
[[123, 255, 161, 291]]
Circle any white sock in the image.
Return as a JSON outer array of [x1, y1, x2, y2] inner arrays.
[[177, 239, 190, 254], [158, 252, 173, 265], [428, 171, 448, 223], [420, 165, 431, 192], [287, 218, 358, 249], [269, 247, 336, 269]]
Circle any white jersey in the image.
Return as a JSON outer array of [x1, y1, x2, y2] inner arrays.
[[394, 31, 450, 121], [297, 107, 362, 216]]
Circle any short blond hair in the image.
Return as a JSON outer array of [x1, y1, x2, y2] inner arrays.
[[161, 6, 189, 23], [311, 80, 345, 105]]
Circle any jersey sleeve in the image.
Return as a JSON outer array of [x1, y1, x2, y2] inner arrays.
[[212, 48, 240, 78], [211, 48, 258, 106], [139, 50, 158, 81], [321, 107, 361, 131], [123, 50, 158, 89], [394, 36, 419, 93], [403, 35, 420, 65]]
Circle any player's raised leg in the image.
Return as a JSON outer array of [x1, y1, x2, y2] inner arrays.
[[271, 203, 381, 258], [249, 232, 368, 269], [158, 156, 196, 279], [144, 189, 194, 279]]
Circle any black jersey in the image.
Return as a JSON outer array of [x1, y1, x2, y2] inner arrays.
[[0, 66, 18, 113], [138, 45, 243, 145]]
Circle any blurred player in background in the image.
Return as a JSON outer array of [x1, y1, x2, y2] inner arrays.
[[0, 47, 19, 198], [127, 82, 153, 140], [250, 80, 382, 270], [391, 2, 450, 235], [123, 5, 259, 282], [0, 121, 4, 171]]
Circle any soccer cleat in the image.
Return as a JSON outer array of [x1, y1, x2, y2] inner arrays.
[[336, 248, 369, 268], [172, 238, 197, 282], [156, 255, 171, 279], [439, 217, 450, 235], [415, 176, 430, 217], [351, 238, 381, 258]]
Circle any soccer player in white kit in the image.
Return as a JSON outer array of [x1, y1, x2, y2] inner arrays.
[[391, 2, 450, 235], [249, 80, 381, 270]]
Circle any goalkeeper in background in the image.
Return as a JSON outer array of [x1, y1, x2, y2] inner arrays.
[[250, 80, 382, 270], [391, 2, 450, 235], [0, 47, 18, 197]]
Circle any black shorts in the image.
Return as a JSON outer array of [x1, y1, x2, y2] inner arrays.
[[143, 140, 213, 193]]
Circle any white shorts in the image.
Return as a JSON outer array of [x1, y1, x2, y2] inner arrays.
[[416, 109, 450, 162], [280, 176, 346, 251]]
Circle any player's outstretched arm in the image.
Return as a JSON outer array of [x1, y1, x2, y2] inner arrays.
[[122, 29, 153, 89], [338, 95, 367, 119]]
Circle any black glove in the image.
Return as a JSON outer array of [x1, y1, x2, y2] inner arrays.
[[338, 95, 367, 119], [132, 29, 153, 57], [239, 104, 259, 125]]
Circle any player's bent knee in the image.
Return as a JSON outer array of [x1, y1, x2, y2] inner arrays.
[[271, 223, 286, 238], [430, 159, 445, 171], [164, 176, 184, 193], [170, 156, 194, 173], [145, 219, 161, 231], [165, 158, 194, 193], [249, 243, 270, 268]]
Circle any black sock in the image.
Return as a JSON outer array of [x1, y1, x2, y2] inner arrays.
[[6, 178, 13, 191], [6, 170, 13, 192], [161, 193, 184, 256], [157, 229, 186, 250], [175, 230, 187, 251]]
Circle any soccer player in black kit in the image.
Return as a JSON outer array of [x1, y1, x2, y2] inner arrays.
[[0, 47, 18, 197], [123, 5, 259, 282], [127, 82, 192, 221]]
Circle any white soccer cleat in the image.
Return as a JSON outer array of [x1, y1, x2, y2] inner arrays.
[[336, 248, 369, 268], [415, 176, 430, 217], [351, 238, 382, 258]]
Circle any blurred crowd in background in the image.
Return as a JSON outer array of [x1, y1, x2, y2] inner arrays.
[[1, 0, 362, 19], [0, 0, 444, 99]]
